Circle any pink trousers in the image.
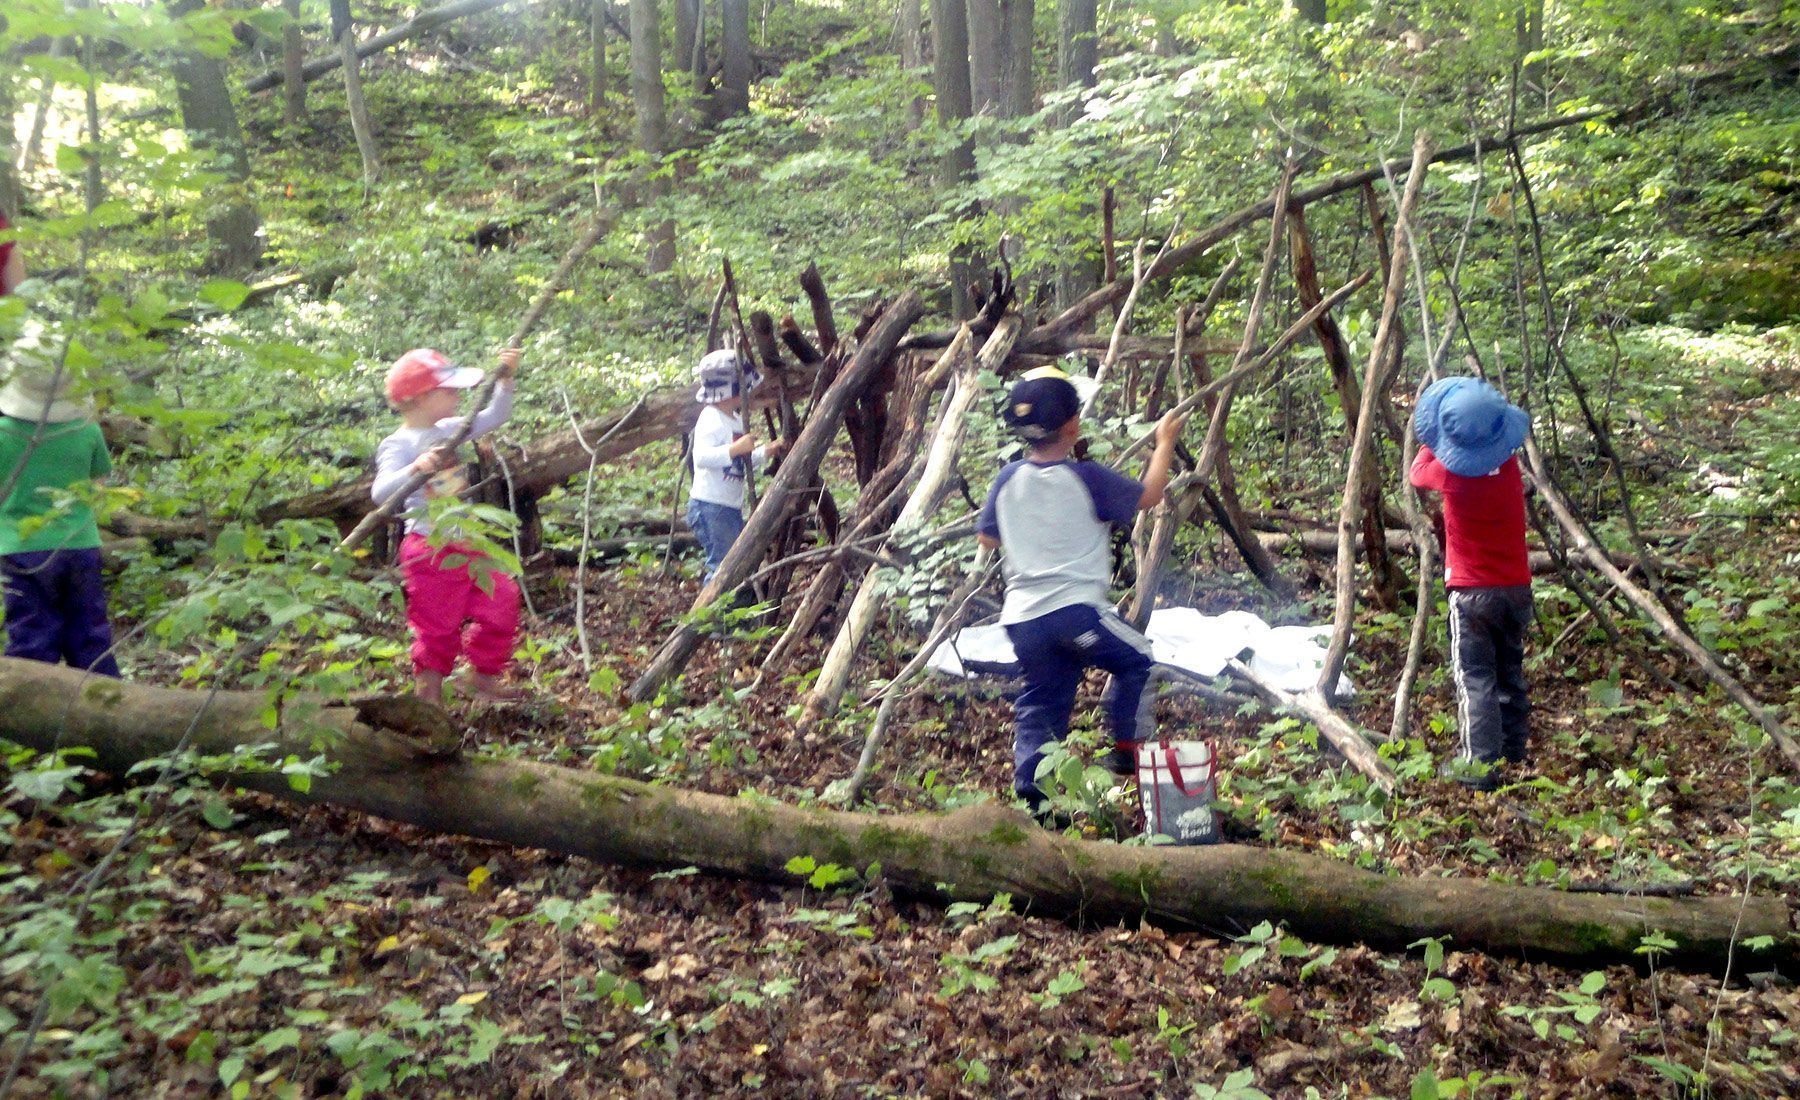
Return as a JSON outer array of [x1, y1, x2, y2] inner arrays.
[[400, 534, 521, 677]]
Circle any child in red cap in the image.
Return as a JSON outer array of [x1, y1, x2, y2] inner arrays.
[[372, 347, 522, 704]]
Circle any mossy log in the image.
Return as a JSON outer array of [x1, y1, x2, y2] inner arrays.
[[3, 657, 1793, 974]]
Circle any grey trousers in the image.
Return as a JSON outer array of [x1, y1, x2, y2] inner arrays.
[[1448, 586, 1533, 765]]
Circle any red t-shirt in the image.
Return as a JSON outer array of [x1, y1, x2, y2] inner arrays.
[[1409, 447, 1531, 589]]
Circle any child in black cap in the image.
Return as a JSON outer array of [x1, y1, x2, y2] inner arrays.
[[976, 367, 1186, 816]]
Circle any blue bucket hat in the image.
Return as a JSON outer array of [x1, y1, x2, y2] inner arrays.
[[1415, 377, 1530, 477], [694, 349, 762, 404]]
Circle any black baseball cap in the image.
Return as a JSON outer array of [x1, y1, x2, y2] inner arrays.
[[1003, 368, 1082, 442]]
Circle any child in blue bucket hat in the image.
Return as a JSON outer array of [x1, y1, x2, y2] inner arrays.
[[1409, 377, 1534, 790]]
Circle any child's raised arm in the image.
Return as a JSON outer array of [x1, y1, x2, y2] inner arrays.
[[1137, 409, 1188, 510]]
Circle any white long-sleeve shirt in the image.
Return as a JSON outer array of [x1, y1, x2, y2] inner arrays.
[[371, 383, 514, 535], [689, 404, 768, 510]]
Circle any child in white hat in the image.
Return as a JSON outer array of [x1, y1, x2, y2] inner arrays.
[[687, 350, 786, 583], [0, 348, 121, 677]]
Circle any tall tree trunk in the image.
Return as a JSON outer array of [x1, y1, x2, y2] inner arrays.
[[965, 0, 1003, 115], [720, 0, 751, 117], [1517, 0, 1545, 96], [589, 0, 609, 116], [0, 60, 20, 218], [630, 0, 675, 274], [1055, 0, 1095, 125], [329, 0, 382, 189], [1053, 0, 1096, 309], [1000, 0, 1033, 119], [170, 0, 264, 272], [931, 0, 977, 317], [675, 0, 704, 93], [282, 0, 307, 124], [4, 657, 1791, 973], [20, 37, 68, 173], [897, 0, 926, 131], [1296, 0, 1327, 25]]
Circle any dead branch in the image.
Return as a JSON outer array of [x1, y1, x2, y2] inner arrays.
[[1317, 134, 1434, 697]]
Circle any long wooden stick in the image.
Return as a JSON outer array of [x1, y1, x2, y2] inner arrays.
[[1317, 133, 1434, 697], [1525, 438, 1800, 773], [1112, 271, 1372, 469], [1227, 660, 1398, 793], [801, 317, 1018, 726], [842, 549, 998, 805], [326, 210, 615, 565]]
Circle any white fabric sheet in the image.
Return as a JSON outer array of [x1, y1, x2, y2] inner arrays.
[[926, 607, 1354, 697]]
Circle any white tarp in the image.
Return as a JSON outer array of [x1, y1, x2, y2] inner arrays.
[[926, 607, 1354, 697]]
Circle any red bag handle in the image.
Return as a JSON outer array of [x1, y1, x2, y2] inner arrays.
[[1161, 741, 1216, 798]]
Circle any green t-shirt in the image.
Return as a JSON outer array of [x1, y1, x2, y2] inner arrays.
[[0, 414, 111, 556]]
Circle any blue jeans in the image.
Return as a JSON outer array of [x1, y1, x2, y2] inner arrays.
[[1003, 603, 1155, 806], [2, 548, 121, 677], [686, 498, 745, 583]]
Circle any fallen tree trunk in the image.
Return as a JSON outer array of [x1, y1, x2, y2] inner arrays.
[[2, 658, 1790, 972], [244, 0, 519, 93], [263, 362, 817, 527], [1253, 528, 1643, 576]]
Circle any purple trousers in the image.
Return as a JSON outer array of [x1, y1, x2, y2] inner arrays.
[[2, 548, 121, 677]]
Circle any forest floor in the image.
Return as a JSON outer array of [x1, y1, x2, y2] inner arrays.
[[7, 325, 1800, 1097]]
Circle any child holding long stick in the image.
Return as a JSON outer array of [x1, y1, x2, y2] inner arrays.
[[372, 347, 523, 704]]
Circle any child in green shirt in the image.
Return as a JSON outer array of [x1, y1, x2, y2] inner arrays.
[[0, 362, 120, 677]]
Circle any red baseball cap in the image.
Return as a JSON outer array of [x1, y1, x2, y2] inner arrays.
[[385, 348, 484, 404]]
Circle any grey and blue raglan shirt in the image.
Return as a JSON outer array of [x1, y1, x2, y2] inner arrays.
[[977, 458, 1144, 625]]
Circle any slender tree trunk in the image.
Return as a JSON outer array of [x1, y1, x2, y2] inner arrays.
[[675, 0, 698, 78], [0, 61, 20, 218], [1000, 0, 1033, 119], [965, 0, 1003, 115], [282, 0, 307, 124], [170, 0, 265, 272], [1055, 0, 1095, 125], [21, 37, 68, 173], [630, 0, 675, 274], [1517, 0, 1546, 97], [1053, 0, 1098, 309], [589, 0, 609, 116], [897, 0, 926, 131], [330, 0, 382, 189], [931, 0, 977, 317], [5, 657, 1791, 973], [720, 0, 751, 116]]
